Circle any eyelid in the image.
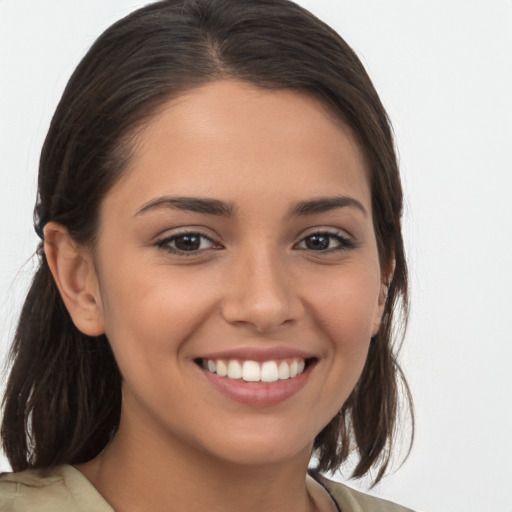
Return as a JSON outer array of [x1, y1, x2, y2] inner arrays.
[[154, 228, 223, 255], [152, 225, 220, 242], [293, 227, 357, 252]]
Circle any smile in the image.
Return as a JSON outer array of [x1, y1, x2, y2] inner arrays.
[[200, 358, 307, 382]]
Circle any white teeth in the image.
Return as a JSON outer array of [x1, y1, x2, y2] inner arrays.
[[242, 361, 261, 382], [261, 361, 279, 382], [216, 360, 228, 377], [278, 361, 290, 380], [203, 358, 308, 382], [289, 360, 298, 378], [227, 360, 242, 379]]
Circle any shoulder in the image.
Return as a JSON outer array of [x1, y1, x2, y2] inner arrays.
[[316, 474, 416, 512], [0, 465, 113, 512]]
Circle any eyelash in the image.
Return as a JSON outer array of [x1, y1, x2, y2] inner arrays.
[[155, 232, 219, 255], [294, 231, 356, 252], [155, 230, 356, 256]]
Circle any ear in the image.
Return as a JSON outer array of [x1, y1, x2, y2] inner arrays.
[[372, 259, 395, 337], [44, 222, 105, 336]]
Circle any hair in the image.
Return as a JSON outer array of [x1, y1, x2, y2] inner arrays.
[[1, 0, 412, 483]]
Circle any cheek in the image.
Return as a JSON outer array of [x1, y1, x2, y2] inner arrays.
[[97, 271, 211, 425], [304, 261, 382, 343], [303, 262, 380, 401], [97, 261, 224, 374]]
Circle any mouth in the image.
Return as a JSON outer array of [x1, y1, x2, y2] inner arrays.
[[195, 357, 316, 383], [194, 348, 318, 406]]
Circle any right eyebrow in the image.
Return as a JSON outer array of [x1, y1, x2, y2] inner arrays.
[[135, 196, 236, 217]]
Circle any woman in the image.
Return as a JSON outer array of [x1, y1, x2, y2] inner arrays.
[[0, 0, 413, 510]]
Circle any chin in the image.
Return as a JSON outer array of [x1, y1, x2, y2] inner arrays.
[[210, 442, 311, 468], [192, 423, 316, 468]]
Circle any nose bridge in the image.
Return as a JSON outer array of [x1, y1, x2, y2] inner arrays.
[[220, 241, 302, 332]]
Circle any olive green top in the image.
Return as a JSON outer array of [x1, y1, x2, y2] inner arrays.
[[0, 465, 414, 511]]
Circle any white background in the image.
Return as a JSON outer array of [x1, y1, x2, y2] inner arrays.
[[1, 1, 511, 511]]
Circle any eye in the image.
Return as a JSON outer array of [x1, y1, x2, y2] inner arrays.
[[295, 231, 356, 252], [156, 232, 219, 254]]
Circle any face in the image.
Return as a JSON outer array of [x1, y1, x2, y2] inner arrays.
[[90, 81, 386, 467]]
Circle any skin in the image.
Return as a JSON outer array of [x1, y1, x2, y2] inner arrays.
[[45, 80, 388, 512]]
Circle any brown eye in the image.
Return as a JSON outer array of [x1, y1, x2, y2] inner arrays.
[[304, 234, 330, 250], [156, 232, 218, 254], [173, 234, 202, 251], [295, 231, 356, 252]]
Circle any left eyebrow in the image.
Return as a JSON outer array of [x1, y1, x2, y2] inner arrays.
[[135, 196, 236, 217], [289, 196, 367, 217]]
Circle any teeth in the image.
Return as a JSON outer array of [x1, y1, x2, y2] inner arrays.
[[278, 361, 290, 380], [227, 360, 242, 379], [217, 360, 228, 377], [242, 361, 260, 382], [289, 360, 298, 378], [261, 361, 279, 382], [202, 358, 308, 382]]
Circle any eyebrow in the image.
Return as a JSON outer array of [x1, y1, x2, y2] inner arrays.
[[290, 196, 367, 217], [135, 194, 366, 218], [136, 196, 235, 217]]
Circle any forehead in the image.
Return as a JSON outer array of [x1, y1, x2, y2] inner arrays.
[[107, 80, 371, 214]]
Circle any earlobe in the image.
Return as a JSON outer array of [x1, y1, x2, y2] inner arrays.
[[44, 222, 105, 336]]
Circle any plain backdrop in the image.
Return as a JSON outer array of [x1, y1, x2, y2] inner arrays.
[[1, 1, 511, 511]]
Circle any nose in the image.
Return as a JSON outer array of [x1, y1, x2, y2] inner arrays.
[[220, 248, 304, 334]]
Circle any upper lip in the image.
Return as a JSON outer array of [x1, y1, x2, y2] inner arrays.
[[196, 346, 317, 362]]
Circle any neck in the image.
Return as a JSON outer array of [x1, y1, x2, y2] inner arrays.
[[77, 412, 316, 512]]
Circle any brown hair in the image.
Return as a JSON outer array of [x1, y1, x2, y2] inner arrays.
[[1, 0, 412, 483]]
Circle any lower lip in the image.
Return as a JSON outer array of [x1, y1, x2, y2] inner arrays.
[[198, 363, 314, 407]]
